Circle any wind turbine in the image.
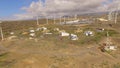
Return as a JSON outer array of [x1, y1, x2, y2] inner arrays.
[[115, 11, 118, 24], [46, 17, 49, 24], [108, 10, 113, 21], [53, 15, 56, 24], [63, 17, 66, 23], [60, 16, 62, 23], [108, 9, 118, 24], [0, 21, 4, 41], [74, 14, 77, 20], [36, 16, 39, 26], [114, 5, 119, 24], [67, 16, 70, 21], [115, 0, 120, 24]]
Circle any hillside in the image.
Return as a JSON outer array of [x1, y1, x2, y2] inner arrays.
[[0, 15, 120, 68]]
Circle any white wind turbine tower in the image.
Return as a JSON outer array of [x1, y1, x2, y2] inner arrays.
[[60, 16, 62, 23], [46, 17, 49, 24], [113, 0, 119, 24], [53, 15, 56, 24], [30, 8, 39, 26], [44, 14, 48, 24], [115, 10, 118, 24], [63, 16, 66, 23], [68, 16, 71, 21], [108, 9, 118, 24], [114, 1, 120, 24], [74, 14, 77, 20], [36, 16, 39, 26], [0, 21, 4, 41], [108, 10, 113, 21], [67, 16, 70, 21]]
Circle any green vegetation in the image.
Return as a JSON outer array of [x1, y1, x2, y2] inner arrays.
[[113, 63, 120, 68], [1, 21, 119, 48], [0, 14, 119, 68], [0, 53, 11, 68]]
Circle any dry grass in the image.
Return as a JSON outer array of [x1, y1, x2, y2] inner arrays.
[[0, 15, 120, 68]]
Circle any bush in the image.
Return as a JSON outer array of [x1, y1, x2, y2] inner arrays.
[[113, 63, 120, 68]]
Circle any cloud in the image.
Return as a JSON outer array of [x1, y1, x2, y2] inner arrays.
[[13, 0, 120, 20]]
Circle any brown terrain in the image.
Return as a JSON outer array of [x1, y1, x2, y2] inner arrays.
[[0, 16, 120, 68]]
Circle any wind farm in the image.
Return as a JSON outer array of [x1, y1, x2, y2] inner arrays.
[[0, 0, 120, 68]]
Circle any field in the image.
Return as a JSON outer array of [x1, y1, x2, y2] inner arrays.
[[0, 16, 120, 68]]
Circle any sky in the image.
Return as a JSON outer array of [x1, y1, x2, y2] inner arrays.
[[0, 0, 119, 20], [0, 0, 38, 17], [0, 0, 44, 20]]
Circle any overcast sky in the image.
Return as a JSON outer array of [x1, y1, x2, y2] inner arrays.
[[0, 0, 120, 20]]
